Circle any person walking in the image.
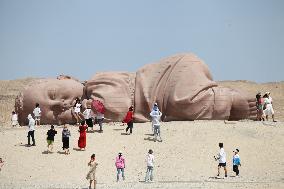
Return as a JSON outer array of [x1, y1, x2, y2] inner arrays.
[[46, 125, 57, 153], [263, 92, 276, 122], [115, 151, 126, 181], [145, 149, 154, 182], [150, 105, 162, 142], [123, 106, 134, 135], [86, 154, 98, 189], [214, 143, 227, 177], [62, 124, 71, 155], [78, 121, 87, 150], [233, 149, 241, 176], [27, 114, 36, 146]]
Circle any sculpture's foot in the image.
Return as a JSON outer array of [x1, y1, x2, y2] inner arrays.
[[229, 90, 257, 121]]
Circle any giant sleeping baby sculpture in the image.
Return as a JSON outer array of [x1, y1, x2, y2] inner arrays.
[[15, 53, 257, 125]]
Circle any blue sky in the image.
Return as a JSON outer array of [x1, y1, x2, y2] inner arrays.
[[0, 0, 283, 82]]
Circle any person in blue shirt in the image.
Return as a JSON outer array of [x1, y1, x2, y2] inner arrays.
[[233, 149, 241, 176]]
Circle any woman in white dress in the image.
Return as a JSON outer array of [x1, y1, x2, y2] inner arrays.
[[263, 92, 276, 122], [73, 97, 82, 125]]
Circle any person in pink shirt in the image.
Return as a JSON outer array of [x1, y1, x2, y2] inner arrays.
[[115, 151, 125, 182]]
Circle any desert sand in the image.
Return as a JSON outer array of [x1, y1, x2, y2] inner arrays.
[[0, 78, 283, 189], [0, 121, 283, 189]]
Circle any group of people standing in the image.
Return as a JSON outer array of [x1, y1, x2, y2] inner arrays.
[[85, 149, 155, 189], [256, 92, 276, 122]]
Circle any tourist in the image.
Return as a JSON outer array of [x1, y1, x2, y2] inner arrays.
[[27, 114, 36, 146], [86, 154, 98, 189], [115, 151, 125, 182], [263, 92, 276, 122], [33, 103, 41, 126], [150, 104, 163, 142], [73, 97, 82, 125], [123, 106, 134, 135], [214, 143, 227, 177], [145, 149, 154, 182], [78, 121, 87, 150], [11, 111, 18, 127], [46, 125, 57, 153], [233, 149, 241, 176], [256, 92, 264, 121], [62, 124, 71, 155], [83, 104, 94, 131], [0, 158, 4, 171], [95, 110, 104, 133]]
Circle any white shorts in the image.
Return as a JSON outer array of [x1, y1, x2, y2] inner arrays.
[[12, 120, 18, 126], [74, 108, 81, 113], [35, 116, 41, 121], [264, 104, 274, 116]]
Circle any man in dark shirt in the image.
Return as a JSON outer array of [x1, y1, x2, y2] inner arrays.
[[47, 125, 57, 153]]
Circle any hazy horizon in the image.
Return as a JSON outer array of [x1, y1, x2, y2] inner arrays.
[[0, 0, 283, 83]]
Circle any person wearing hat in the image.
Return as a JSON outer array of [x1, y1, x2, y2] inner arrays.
[[150, 104, 163, 142], [123, 106, 134, 135], [115, 151, 126, 182], [263, 92, 276, 122], [233, 149, 241, 176], [27, 114, 36, 146]]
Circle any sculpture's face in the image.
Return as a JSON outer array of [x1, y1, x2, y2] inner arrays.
[[16, 79, 84, 125]]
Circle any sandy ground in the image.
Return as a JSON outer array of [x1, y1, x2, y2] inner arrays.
[[0, 121, 283, 189]]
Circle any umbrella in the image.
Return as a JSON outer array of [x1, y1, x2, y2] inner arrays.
[[91, 99, 105, 114]]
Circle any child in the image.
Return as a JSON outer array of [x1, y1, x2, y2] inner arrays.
[[123, 106, 134, 135], [233, 149, 241, 176], [150, 106, 162, 142], [83, 104, 94, 131], [115, 151, 126, 182], [62, 124, 71, 155], [86, 154, 98, 189], [46, 125, 57, 153], [0, 158, 4, 171], [214, 143, 227, 177], [33, 103, 41, 126], [145, 149, 154, 182], [11, 111, 18, 127]]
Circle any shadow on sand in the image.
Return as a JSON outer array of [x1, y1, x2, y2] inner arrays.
[[144, 137, 156, 142], [57, 151, 66, 155], [113, 128, 125, 131], [73, 147, 85, 151], [144, 133, 154, 136], [42, 150, 49, 154]]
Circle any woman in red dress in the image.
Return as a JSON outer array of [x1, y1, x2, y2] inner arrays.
[[78, 121, 87, 150]]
